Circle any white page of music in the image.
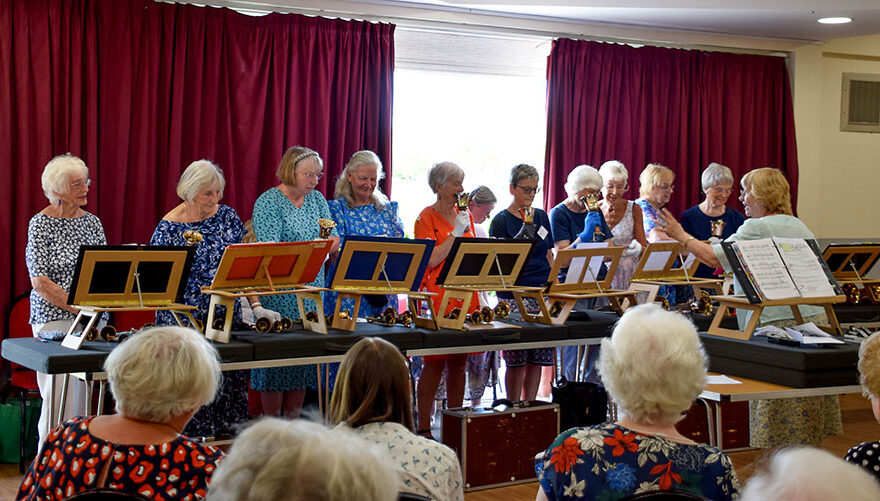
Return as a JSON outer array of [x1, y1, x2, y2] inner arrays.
[[734, 238, 799, 300], [566, 242, 608, 284], [772, 238, 836, 298]]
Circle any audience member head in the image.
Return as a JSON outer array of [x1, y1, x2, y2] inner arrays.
[[599, 160, 628, 203], [277, 146, 324, 191], [41, 154, 90, 205], [859, 331, 880, 423], [468, 185, 496, 224], [207, 418, 398, 501], [638, 163, 675, 206], [599, 304, 707, 425], [740, 446, 880, 501], [328, 337, 413, 430], [176, 159, 226, 203], [740, 167, 792, 216], [563, 164, 603, 202], [335, 150, 389, 209], [103, 326, 220, 424]]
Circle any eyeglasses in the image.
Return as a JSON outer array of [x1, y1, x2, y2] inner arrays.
[[604, 183, 627, 191], [299, 171, 324, 180], [709, 186, 733, 195], [70, 178, 91, 189], [656, 183, 674, 192], [514, 185, 540, 195]]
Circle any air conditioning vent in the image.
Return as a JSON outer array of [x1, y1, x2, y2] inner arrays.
[[841, 73, 880, 132]]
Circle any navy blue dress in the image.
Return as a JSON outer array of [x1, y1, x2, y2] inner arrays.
[[680, 205, 745, 278]]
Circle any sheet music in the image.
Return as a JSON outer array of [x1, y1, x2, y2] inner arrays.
[[643, 250, 671, 271], [773, 238, 836, 298], [566, 242, 608, 284], [734, 239, 799, 300]]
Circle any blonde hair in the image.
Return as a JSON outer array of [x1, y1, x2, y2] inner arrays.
[[276, 146, 323, 186], [859, 332, 880, 398], [741, 167, 793, 216], [242, 219, 256, 243], [41, 154, 89, 204], [176, 159, 225, 203], [638, 163, 675, 198], [334, 150, 389, 210]]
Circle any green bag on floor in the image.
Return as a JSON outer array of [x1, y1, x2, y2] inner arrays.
[[0, 398, 41, 464]]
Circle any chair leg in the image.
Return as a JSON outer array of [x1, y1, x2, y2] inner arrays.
[[18, 389, 26, 474]]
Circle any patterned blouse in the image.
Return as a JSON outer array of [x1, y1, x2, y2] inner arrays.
[[16, 416, 223, 501], [26, 212, 107, 325], [845, 441, 880, 483], [353, 421, 464, 501], [635, 198, 665, 236], [535, 423, 740, 501]]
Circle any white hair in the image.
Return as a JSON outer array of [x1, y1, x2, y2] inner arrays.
[[176, 159, 226, 203], [598, 304, 707, 425], [103, 326, 220, 423], [334, 150, 389, 210], [207, 418, 398, 501], [740, 447, 880, 501], [701, 162, 734, 190], [427, 161, 464, 194], [563, 164, 602, 196], [599, 160, 628, 184], [41, 154, 89, 204]]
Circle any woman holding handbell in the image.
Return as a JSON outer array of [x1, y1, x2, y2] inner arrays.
[[250, 146, 340, 418]]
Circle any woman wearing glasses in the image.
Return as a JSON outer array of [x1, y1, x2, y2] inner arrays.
[[598, 160, 646, 291], [634, 163, 676, 243], [679, 162, 745, 278], [250, 146, 340, 418]]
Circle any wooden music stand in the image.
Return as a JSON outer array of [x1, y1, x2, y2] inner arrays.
[[822, 243, 880, 302], [61, 246, 198, 350], [327, 236, 437, 331], [707, 295, 846, 340], [629, 241, 724, 304], [201, 241, 332, 341], [435, 237, 541, 330], [514, 245, 640, 325]]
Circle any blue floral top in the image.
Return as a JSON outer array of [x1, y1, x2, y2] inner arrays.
[[149, 204, 245, 325], [535, 423, 739, 501], [326, 198, 405, 317], [635, 198, 665, 235]]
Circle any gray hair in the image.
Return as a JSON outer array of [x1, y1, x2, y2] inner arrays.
[[599, 304, 707, 425], [469, 185, 497, 205], [176, 159, 226, 203], [740, 447, 880, 501], [563, 164, 603, 197], [509, 164, 539, 187], [207, 418, 398, 501], [427, 161, 464, 194], [701, 162, 734, 191], [103, 326, 221, 423], [334, 150, 389, 210], [599, 160, 628, 184], [41, 154, 89, 204]]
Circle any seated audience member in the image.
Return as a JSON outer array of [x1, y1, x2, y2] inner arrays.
[[845, 331, 880, 481], [17, 326, 224, 501], [535, 304, 739, 501], [742, 447, 880, 501], [329, 337, 464, 501], [206, 418, 398, 501]]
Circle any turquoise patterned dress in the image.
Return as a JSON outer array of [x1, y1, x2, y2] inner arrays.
[[250, 187, 338, 391]]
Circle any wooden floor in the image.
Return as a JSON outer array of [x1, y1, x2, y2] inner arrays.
[[2, 394, 878, 500]]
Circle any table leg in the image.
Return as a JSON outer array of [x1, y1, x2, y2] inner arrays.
[[97, 381, 106, 415], [57, 374, 70, 427]]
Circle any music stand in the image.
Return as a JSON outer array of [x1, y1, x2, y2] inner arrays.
[[435, 237, 540, 330], [61, 246, 197, 350], [822, 243, 880, 303], [201, 240, 332, 341], [326, 236, 437, 331], [514, 245, 640, 325], [629, 241, 724, 305]]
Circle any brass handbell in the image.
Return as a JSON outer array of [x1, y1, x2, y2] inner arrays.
[[655, 296, 671, 310], [367, 307, 397, 327], [305, 311, 320, 323], [710, 219, 726, 239], [467, 310, 484, 324], [690, 290, 713, 315], [454, 192, 471, 213], [842, 283, 860, 304], [182, 229, 204, 245], [395, 310, 414, 327], [518, 207, 535, 224], [318, 218, 337, 239], [493, 300, 511, 319], [481, 306, 494, 323], [548, 301, 565, 317], [579, 193, 601, 212], [255, 316, 273, 333], [212, 314, 226, 331], [445, 307, 462, 320]]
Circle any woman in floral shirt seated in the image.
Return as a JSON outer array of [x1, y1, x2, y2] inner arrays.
[[535, 304, 740, 500]]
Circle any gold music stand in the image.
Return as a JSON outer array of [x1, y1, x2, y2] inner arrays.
[[327, 236, 437, 331], [61, 246, 198, 350], [201, 241, 333, 341], [822, 243, 880, 303], [435, 238, 541, 330], [514, 246, 639, 325], [629, 241, 724, 305]]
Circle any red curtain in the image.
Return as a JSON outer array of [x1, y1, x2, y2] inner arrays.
[[0, 0, 394, 333], [543, 39, 798, 217]]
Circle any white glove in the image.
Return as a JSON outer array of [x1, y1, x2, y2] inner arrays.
[[252, 306, 282, 323], [623, 240, 642, 257], [451, 211, 470, 237]]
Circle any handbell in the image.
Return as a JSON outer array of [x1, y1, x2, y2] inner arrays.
[[690, 290, 714, 316], [182, 229, 204, 246], [454, 192, 471, 213], [518, 207, 535, 224], [254, 317, 273, 333], [655, 296, 671, 310], [493, 300, 511, 319], [445, 307, 462, 320], [318, 218, 337, 239], [305, 311, 320, 323], [481, 306, 495, 323], [548, 301, 565, 317], [842, 283, 859, 304], [279, 317, 293, 330], [710, 219, 726, 239], [579, 193, 601, 212], [467, 310, 484, 324], [395, 311, 413, 327]]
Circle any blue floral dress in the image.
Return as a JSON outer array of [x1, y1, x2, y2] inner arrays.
[[535, 423, 740, 500], [250, 187, 338, 392], [150, 204, 248, 438]]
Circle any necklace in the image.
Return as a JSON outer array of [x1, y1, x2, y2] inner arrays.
[[123, 416, 181, 436]]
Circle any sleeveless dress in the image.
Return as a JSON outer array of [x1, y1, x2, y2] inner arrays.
[[609, 201, 639, 290]]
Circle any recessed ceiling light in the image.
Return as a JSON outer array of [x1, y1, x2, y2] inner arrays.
[[818, 17, 852, 24]]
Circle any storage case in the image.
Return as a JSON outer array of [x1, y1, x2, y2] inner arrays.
[[441, 401, 559, 491]]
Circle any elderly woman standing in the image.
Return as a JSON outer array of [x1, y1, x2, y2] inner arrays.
[[327, 150, 404, 318], [490, 164, 555, 401], [17, 326, 224, 501], [251, 146, 340, 418], [151, 159, 274, 438], [680, 162, 745, 278], [598, 160, 646, 290], [413, 161, 476, 436], [535, 304, 740, 500], [662, 167, 843, 448], [26, 154, 106, 446]]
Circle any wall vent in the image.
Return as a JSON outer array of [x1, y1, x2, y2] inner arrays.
[[841, 73, 880, 133]]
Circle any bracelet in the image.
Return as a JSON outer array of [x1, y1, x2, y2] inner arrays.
[[683, 236, 696, 247], [251, 301, 262, 308]]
